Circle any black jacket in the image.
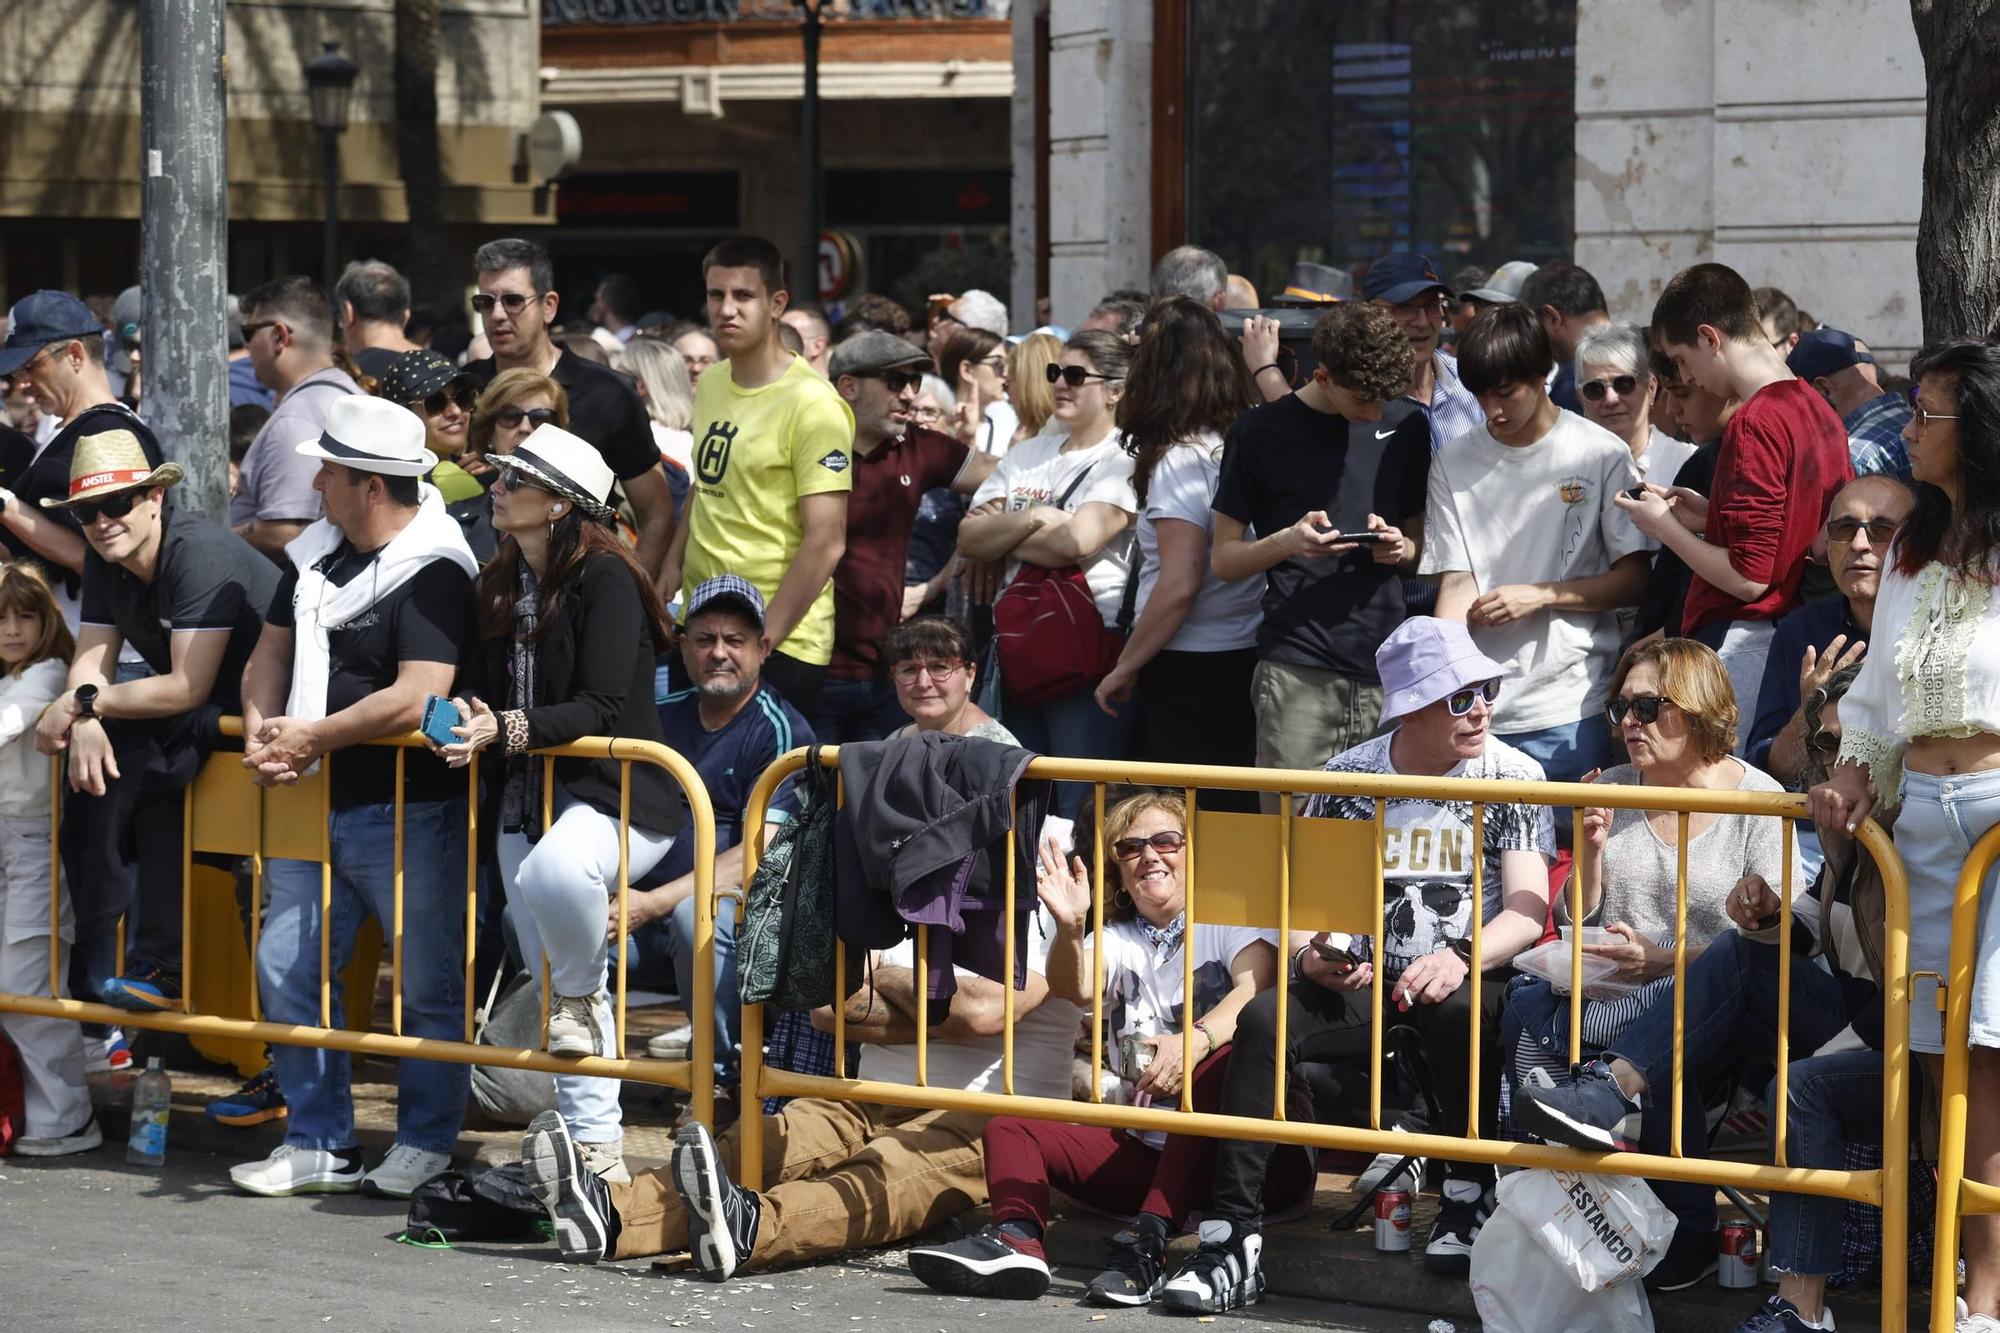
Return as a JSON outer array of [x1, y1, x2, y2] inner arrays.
[[478, 548, 680, 837]]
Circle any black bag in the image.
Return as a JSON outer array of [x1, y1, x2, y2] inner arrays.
[[739, 746, 847, 1010], [399, 1164, 549, 1246]]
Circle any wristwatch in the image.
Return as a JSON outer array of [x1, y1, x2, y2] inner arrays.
[[73, 684, 98, 719]]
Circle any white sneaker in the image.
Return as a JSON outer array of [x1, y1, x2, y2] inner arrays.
[[548, 995, 605, 1058], [646, 1023, 694, 1060], [362, 1143, 453, 1199], [14, 1115, 103, 1157], [1959, 1297, 2000, 1332], [1354, 1150, 1422, 1193], [578, 1139, 631, 1184], [230, 1143, 363, 1197]]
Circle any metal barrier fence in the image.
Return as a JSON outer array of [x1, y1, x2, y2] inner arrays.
[[736, 747, 1915, 1326], [1931, 822, 2000, 1333], [0, 722, 720, 1129]]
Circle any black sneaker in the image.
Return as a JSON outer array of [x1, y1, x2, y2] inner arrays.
[[1734, 1293, 1835, 1331], [522, 1109, 618, 1264], [1085, 1225, 1165, 1307], [907, 1224, 1051, 1300], [1422, 1178, 1493, 1276], [1513, 1059, 1642, 1151], [673, 1121, 761, 1282], [1643, 1227, 1719, 1293], [1159, 1220, 1264, 1315]]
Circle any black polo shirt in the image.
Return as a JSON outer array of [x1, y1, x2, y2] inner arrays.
[[6, 403, 164, 596], [464, 348, 657, 482]]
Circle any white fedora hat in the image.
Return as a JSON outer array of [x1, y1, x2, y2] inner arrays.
[[489, 424, 618, 523], [295, 396, 439, 478]]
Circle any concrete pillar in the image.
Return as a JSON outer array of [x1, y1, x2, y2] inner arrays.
[[1008, 0, 1046, 329], [1043, 0, 1152, 330]]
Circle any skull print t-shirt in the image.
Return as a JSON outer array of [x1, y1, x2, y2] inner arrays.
[[1302, 733, 1555, 981]]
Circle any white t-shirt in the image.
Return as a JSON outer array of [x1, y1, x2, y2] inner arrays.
[[1134, 434, 1263, 653], [1419, 411, 1648, 733], [970, 427, 1139, 628], [651, 421, 695, 476], [858, 905, 1080, 1102], [980, 400, 1019, 458], [1638, 426, 1699, 488]]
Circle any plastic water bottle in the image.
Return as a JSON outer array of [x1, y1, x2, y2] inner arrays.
[[126, 1057, 170, 1166]]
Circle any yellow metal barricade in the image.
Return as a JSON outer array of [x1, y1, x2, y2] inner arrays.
[[736, 747, 1914, 1327], [0, 724, 718, 1129], [1930, 823, 2000, 1332]]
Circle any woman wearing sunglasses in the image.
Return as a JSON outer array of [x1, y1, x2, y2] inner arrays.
[[1573, 324, 1698, 494], [908, 790, 1285, 1308], [885, 616, 1015, 743], [470, 368, 571, 463], [376, 350, 485, 502]]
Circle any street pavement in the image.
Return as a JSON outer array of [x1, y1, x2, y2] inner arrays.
[[0, 1149, 1461, 1333]]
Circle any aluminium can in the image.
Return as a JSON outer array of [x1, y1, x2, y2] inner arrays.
[[1374, 1189, 1413, 1252]]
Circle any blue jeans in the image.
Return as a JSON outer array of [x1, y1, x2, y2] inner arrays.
[[1766, 1049, 1884, 1276], [1001, 685, 1138, 819], [1604, 930, 1849, 1232], [817, 676, 910, 745], [258, 799, 470, 1154], [1496, 714, 1611, 785], [664, 889, 740, 1081]]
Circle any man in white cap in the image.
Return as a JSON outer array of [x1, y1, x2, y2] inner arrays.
[[230, 394, 480, 1200], [1157, 617, 1554, 1314]]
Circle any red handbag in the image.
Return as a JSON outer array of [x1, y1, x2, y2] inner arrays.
[[0, 1032, 24, 1155], [993, 563, 1125, 705]]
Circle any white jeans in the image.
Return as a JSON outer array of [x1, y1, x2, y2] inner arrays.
[[0, 814, 90, 1137], [500, 792, 674, 1142]]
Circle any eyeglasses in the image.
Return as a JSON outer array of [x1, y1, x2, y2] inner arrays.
[[490, 405, 559, 431], [239, 320, 283, 341], [1913, 403, 1959, 432], [471, 292, 539, 315], [9, 344, 60, 380], [891, 658, 966, 685], [1445, 678, 1502, 715], [1046, 364, 1120, 387], [1579, 375, 1640, 402], [910, 404, 944, 423], [1826, 516, 1900, 545], [867, 370, 923, 394], [73, 490, 143, 525], [420, 384, 477, 417], [1112, 829, 1187, 860], [1606, 694, 1675, 726]]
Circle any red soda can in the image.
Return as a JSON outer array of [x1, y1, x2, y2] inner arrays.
[[1718, 1221, 1759, 1288], [1374, 1189, 1413, 1252]]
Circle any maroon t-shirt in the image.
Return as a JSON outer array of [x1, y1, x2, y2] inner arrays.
[[829, 426, 971, 681], [1682, 378, 1853, 635]]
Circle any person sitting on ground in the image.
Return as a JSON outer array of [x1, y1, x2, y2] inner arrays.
[[1500, 636, 1802, 1291], [519, 828, 1082, 1282], [432, 425, 681, 1186], [908, 791, 1284, 1309], [886, 616, 1014, 743]]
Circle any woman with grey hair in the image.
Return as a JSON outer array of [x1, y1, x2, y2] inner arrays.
[[1575, 323, 1698, 487], [617, 336, 695, 478]]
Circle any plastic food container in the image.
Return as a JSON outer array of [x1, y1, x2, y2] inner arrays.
[[1511, 939, 1642, 997]]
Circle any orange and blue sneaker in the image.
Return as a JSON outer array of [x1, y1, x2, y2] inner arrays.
[[205, 1068, 288, 1127], [102, 960, 184, 1012]]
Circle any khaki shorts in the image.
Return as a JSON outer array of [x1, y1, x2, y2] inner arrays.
[[1250, 659, 1385, 812]]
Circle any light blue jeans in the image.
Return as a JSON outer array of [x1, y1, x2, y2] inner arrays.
[[1497, 714, 1612, 785], [664, 890, 741, 1081], [258, 799, 470, 1154], [1897, 766, 2000, 1051]]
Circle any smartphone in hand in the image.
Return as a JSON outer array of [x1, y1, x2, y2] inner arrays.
[[419, 695, 461, 748]]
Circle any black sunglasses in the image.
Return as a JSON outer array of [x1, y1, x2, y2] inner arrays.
[[1826, 516, 1900, 545], [1112, 829, 1187, 860], [1606, 694, 1675, 725], [1445, 678, 1502, 716], [491, 406, 559, 430], [471, 292, 538, 315], [1046, 364, 1119, 387], [1579, 375, 1639, 402], [73, 490, 143, 525], [420, 384, 477, 416], [868, 370, 923, 394]]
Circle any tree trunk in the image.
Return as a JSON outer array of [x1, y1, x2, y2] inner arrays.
[[1911, 0, 2000, 342], [394, 0, 453, 313]]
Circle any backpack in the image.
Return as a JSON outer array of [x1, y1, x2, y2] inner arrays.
[[739, 748, 847, 1010], [399, 1164, 549, 1247]]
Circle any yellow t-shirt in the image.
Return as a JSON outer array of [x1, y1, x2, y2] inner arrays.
[[683, 354, 856, 665]]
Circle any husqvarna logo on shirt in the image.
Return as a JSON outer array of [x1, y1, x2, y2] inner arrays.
[[696, 421, 738, 484]]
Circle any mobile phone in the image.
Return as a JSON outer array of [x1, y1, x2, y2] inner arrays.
[[1311, 931, 1362, 967], [1345, 531, 1395, 543], [1626, 485, 1649, 500], [420, 695, 462, 748]]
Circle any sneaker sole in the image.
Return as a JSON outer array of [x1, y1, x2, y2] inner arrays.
[[1422, 1244, 1474, 1277], [1160, 1273, 1264, 1316], [1083, 1281, 1155, 1307], [230, 1170, 363, 1198], [907, 1247, 1051, 1300], [674, 1124, 741, 1281], [1644, 1257, 1718, 1293], [206, 1104, 289, 1128], [1512, 1093, 1632, 1152], [13, 1130, 104, 1157], [522, 1111, 608, 1263], [548, 1032, 598, 1058]]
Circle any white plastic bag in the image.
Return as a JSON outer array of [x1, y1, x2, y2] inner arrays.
[[1468, 1169, 1676, 1333]]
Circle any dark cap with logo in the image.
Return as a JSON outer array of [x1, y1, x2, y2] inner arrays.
[[0, 291, 104, 377], [1362, 252, 1452, 305], [1787, 328, 1875, 382]]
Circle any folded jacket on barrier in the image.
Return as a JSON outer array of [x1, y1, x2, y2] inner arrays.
[[833, 732, 1050, 1014]]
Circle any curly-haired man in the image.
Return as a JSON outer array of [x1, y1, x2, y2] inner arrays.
[[1212, 301, 1426, 807], [1422, 302, 1651, 781]]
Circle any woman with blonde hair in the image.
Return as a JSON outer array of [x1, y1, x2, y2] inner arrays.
[[1006, 332, 1064, 442], [617, 337, 696, 478], [469, 368, 571, 462]]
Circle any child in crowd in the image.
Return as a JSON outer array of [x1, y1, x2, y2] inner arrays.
[[0, 563, 96, 1155]]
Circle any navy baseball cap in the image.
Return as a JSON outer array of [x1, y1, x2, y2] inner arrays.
[[0, 290, 104, 377], [1788, 328, 1876, 382], [1363, 252, 1452, 305]]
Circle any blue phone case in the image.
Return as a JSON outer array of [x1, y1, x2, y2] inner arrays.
[[420, 697, 460, 747]]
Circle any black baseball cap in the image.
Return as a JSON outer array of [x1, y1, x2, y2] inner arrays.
[[1362, 252, 1452, 305], [0, 291, 104, 377]]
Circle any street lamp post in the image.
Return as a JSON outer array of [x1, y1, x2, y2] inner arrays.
[[798, 0, 823, 307], [303, 40, 359, 300]]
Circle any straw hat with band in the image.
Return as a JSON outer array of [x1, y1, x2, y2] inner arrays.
[[486, 423, 618, 525], [40, 429, 184, 509]]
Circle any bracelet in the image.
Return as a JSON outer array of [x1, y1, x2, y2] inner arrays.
[[1253, 363, 1283, 379], [1193, 1019, 1215, 1056]]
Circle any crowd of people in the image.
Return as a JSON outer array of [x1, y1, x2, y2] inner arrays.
[[0, 232, 1989, 1333]]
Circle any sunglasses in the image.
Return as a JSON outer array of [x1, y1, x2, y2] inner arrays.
[[419, 384, 477, 416], [471, 292, 539, 315], [1579, 375, 1639, 402], [1606, 694, 1675, 725], [1445, 678, 1501, 716], [491, 405, 559, 430], [868, 370, 924, 394], [1046, 364, 1119, 387], [239, 320, 284, 341], [73, 490, 143, 525], [1826, 516, 1900, 545], [1112, 829, 1186, 860]]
